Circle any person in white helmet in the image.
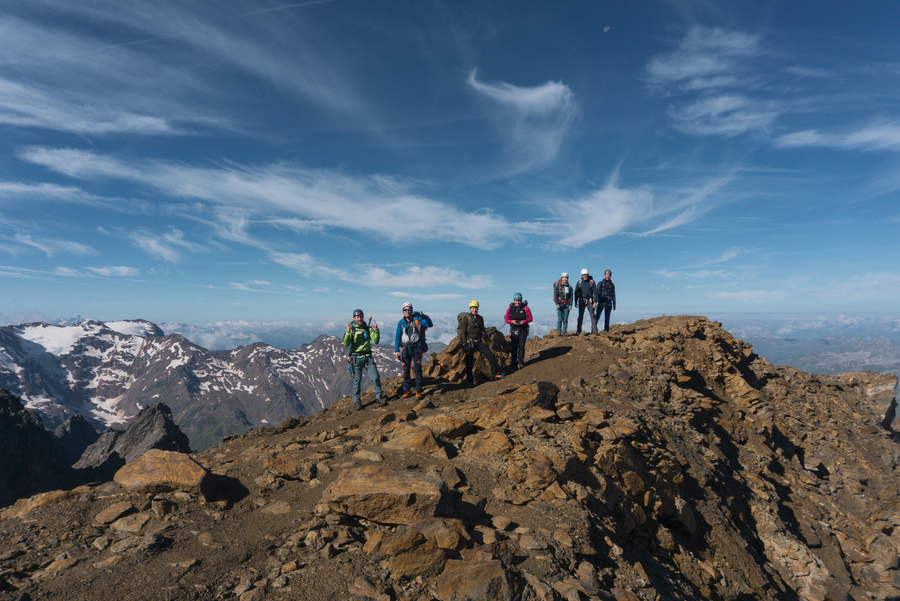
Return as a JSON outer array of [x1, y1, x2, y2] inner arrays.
[[457, 300, 501, 386], [394, 302, 433, 399], [573, 268, 598, 334], [553, 272, 573, 335]]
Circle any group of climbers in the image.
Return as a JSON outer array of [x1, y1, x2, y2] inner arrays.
[[553, 268, 616, 335], [342, 268, 615, 409]]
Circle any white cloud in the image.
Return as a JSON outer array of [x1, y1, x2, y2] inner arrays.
[[131, 229, 204, 262], [775, 120, 900, 151], [357, 265, 492, 289], [667, 95, 779, 137], [467, 71, 577, 172], [85, 266, 140, 276], [13, 233, 96, 257], [387, 292, 463, 301], [645, 27, 759, 88], [712, 290, 786, 301]]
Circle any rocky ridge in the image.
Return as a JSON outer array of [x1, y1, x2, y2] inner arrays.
[[1, 316, 899, 601]]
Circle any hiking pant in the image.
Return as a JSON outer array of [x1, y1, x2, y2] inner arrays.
[[556, 307, 570, 334], [351, 354, 382, 403], [400, 345, 423, 393], [595, 298, 613, 332], [509, 326, 528, 369], [462, 342, 499, 384], [575, 299, 598, 333]]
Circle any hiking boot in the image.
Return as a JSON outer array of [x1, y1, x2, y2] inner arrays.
[[416, 391, 422, 399], [354, 401, 362, 411], [376, 398, 387, 407], [518, 363, 525, 371], [401, 390, 413, 399], [492, 374, 503, 380]]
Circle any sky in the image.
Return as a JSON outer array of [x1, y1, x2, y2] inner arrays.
[[2, 0, 899, 346]]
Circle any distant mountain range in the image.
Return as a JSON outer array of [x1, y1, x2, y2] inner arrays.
[[0, 319, 405, 450]]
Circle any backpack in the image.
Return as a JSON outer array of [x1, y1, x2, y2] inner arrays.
[[457, 312, 481, 347], [401, 314, 428, 353], [554, 279, 572, 304]]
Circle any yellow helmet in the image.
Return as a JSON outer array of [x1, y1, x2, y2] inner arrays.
[[469, 300, 479, 308]]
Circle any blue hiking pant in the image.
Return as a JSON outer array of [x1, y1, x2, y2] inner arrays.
[[595, 298, 613, 332], [556, 307, 570, 334], [351, 354, 382, 403]]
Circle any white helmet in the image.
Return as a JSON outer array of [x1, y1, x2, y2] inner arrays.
[[561, 272, 569, 278], [580, 268, 589, 275]]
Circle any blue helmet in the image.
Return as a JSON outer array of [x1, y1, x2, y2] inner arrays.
[[513, 292, 523, 301]]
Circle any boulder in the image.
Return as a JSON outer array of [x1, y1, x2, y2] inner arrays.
[[113, 449, 213, 499], [320, 466, 450, 525], [434, 559, 520, 601]]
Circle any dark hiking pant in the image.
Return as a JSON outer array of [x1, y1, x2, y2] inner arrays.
[[575, 300, 598, 333], [351, 354, 382, 403], [595, 298, 613, 332], [400, 346, 423, 393], [462, 341, 498, 384], [509, 326, 528, 369]]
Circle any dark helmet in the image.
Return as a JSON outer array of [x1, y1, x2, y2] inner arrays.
[[513, 292, 523, 301], [353, 309, 364, 318]]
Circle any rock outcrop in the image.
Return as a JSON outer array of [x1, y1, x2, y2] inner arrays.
[[51, 414, 100, 466], [74, 403, 192, 481], [1, 316, 898, 601], [0, 389, 72, 507]]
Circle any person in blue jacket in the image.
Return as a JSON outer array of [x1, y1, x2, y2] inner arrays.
[[394, 302, 433, 398]]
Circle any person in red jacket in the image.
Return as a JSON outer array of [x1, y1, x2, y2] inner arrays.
[[504, 292, 533, 371]]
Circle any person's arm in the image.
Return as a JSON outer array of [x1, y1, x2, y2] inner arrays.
[[523, 306, 533, 324], [371, 323, 380, 345], [394, 320, 402, 353], [612, 283, 617, 310], [504, 306, 513, 325], [420, 313, 433, 328]]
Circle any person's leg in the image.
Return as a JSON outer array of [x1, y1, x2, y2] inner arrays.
[[517, 328, 527, 368], [589, 304, 599, 333], [479, 342, 499, 377], [509, 329, 520, 368], [352, 357, 363, 407], [413, 348, 423, 393], [463, 351, 475, 385], [367, 358, 383, 403], [401, 356, 411, 393], [602, 301, 612, 331], [575, 301, 585, 333], [561, 308, 570, 334], [556, 308, 564, 334]]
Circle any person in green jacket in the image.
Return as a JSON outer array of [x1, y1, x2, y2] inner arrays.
[[342, 309, 384, 410]]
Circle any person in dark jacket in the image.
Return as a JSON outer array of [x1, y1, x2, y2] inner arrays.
[[504, 292, 533, 371], [593, 269, 617, 332], [457, 300, 501, 385], [394, 302, 433, 398], [574, 268, 598, 334]]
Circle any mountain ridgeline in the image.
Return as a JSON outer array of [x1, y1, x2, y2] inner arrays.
[[1, 316, 899, 600], [0, 320, 403, 450]]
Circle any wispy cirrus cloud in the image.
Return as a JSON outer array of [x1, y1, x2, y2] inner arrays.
[[774, 120, 900, 151], [271, 253, 492, 290], [645, 27, 760, 90], [131, 228, 205, 263], [85, 266, 140, 277], [13, 233, 96, 257], [467, 71, 577, 173]]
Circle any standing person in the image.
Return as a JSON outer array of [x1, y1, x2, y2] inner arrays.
[[553, 272, 574, 336], [574, 268, 598, 334], [394, 302, 433, 399], [504, 292, 533, 371], [457, 300, 502, 386], [594, 269, 617, 332], [342, 309, 384, 410]]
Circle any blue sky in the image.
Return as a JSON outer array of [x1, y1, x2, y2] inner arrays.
[[1, 0, 899, 343]]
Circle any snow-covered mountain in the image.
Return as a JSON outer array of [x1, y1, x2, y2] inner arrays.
[[0, 320, 402, 450]]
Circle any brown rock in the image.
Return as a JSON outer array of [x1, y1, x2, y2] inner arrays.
[[264, 452, 316, 480], [113, 449, 213, 500], [434, 559, 519, 601], [94, 501, 135, 524], [1, 489, 82, 520], [320, 466, 450, 525], [416, 414, 473, 439], [110, 510, 153, 533], [390, 539, 447, 578], [462, 430, 513, 456], [462, 383, 559, 429], [415, 518, 472, 551], [383, 425, 443, 455]]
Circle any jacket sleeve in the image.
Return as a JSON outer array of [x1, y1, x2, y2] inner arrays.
[[342, 329, 352, 347], [371, 326, 380, 345], [394, 320, 402, 352], [611, 283, 617, 307], [574, 285, 582, 302], [420, 313, 433, 328], [523, 306, 533, 324], [504, 306, 513, 325]]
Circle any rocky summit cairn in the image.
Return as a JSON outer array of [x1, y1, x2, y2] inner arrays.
[[1, 316, 899, 600]]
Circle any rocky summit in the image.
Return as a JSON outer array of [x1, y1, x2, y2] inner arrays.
[[1, 316, 898, 601]]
